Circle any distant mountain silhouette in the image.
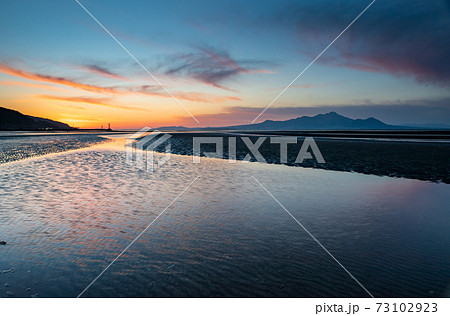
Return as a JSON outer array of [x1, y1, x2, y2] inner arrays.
[[158, 112, 397, 130], [0, 106, 72, 130], [226, 112, 393, 130], [156, 125, 192, 131]]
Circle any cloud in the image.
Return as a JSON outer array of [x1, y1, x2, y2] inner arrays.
[[54, 104, 88, 111], [80, 64, 129, 81], [37, 95, 150, 112], [161, 46, 276, 90], [0, 63, 120, 94], [0, 63, 241, 104], [126, 84, 242, 103], [266, 0, 450, 86], [174, 91, 241, 103], [0, 80, 69, 92]]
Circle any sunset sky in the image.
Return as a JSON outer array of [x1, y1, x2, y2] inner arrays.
[[1, 0, 449, 128]]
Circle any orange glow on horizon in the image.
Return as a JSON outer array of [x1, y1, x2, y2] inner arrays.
[[0, 62, 250, 129], [0, 62, 280, 129]]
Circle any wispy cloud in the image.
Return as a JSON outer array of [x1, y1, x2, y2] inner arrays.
[[125, 84, 241, 102], [37, 95, 149, 112], [80, 64, 129, 81], [174, 91, 241, 103], [162, 46, 276, 90], [0, 64, 119, 94], [1, 63, 241, 104], [0, 80, 69, 92], [54, 104, 88, 111]]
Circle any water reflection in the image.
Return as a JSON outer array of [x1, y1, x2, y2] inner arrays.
[[0, 140, 449, 297]]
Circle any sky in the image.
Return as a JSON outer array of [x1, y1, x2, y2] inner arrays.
[[0, 0, 449, 128]]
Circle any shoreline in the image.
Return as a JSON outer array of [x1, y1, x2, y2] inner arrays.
[[152, 133, 450, 184], [0, 134, 109, 164], [1, 131, 449, 183]]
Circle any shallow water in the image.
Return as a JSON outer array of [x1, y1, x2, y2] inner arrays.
[[0, 140, 449, 297]]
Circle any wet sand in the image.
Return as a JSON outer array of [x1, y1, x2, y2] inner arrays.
[[0, 134, 109, 164], [1, 141, 450, 297], [1, 131, 448, 183], [153, 132, 450, 183]]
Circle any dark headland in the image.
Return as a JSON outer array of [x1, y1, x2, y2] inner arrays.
[[0, 106, 113, 132], [0, 106, 74, 131]]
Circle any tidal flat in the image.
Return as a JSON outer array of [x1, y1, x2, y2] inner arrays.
[[1, 134, 449, 297]]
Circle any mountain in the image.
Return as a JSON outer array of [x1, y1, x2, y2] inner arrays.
[[158, 112, 396, 131], [156, 125, 192, 131], [0, 106, 72, 130], [226, 112, 392, 130]]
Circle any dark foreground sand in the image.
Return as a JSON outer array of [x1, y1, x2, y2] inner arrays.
[[154, 132, 450, 183]]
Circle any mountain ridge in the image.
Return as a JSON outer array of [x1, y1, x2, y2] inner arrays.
[[158, 111, 401, 131]]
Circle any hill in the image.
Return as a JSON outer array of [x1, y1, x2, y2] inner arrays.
[[0, 106, 72, 130]]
